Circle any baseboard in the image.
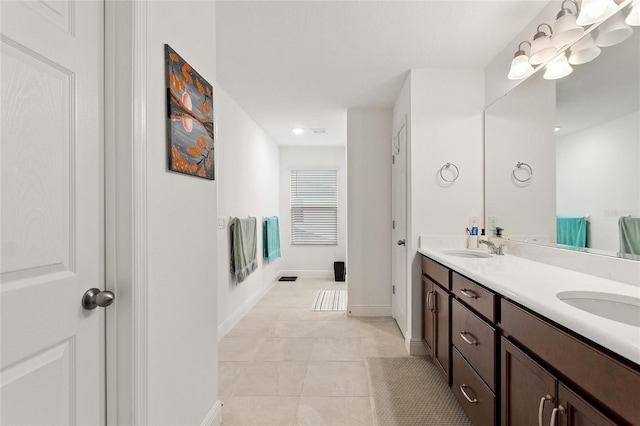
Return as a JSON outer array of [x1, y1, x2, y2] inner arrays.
[[217, 280, 275, 340], [347, 305, 392, 317], [409, 338, 428, 356], [201, 400, 223, 426], [278, 270, 333, 280]]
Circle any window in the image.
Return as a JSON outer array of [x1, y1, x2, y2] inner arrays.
[[290, 169, 338, 245]]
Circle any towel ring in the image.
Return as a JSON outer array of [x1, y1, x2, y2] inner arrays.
[[439, 163, 459, 183], [512, 161, 533, 183]]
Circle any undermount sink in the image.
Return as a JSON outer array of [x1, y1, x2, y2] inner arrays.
[[441, 249, 493, 259], [556, 291, 640, 327]]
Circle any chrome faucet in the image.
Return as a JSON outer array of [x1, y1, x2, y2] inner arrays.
[[479, 240, 505, 255]]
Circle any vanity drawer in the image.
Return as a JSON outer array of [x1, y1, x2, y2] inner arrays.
[[452, 272, 496, 322], [452, 347, 495, 426], [501, 299, 640, 425], [421, 256, 450, 289], [452, 299, 496, 391]]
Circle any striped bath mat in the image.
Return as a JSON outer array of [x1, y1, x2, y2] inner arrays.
[[312, 290, 347, 312]]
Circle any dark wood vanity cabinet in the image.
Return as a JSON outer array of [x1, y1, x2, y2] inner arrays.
[[419, 253, 640, 426], [421, 256, 451, 383], [501, 337, 616, 426]]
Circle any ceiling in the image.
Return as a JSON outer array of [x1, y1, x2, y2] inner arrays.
[[216, 1, 551, 146]]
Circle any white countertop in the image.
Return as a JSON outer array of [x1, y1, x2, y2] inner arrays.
[[418, 243, 640, 366]]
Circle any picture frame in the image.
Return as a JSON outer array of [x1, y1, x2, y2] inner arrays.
[[165, 44, 215, 180]]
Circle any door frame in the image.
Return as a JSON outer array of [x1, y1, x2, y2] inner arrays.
[[391, 115, 409, 337], [104, 1, 149, 424]]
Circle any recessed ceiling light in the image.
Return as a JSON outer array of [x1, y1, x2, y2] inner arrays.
[[291, 127, 304, 135], [555, 126, 561, 132]]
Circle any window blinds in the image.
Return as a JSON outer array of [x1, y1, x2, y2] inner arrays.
[[290, 170, 338, 245]]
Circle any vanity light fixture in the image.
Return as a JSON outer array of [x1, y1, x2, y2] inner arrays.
[[291, 127, 304, 135], [529, 24, 557, 65], [553, 0, 585, 48], [508, 41, 535, 80], [544, 52, 574, 80], [576, 0, 618, 25], [568, 33, 602, 64], [626, 1, 640, 25], [596, 11, 633, 46]]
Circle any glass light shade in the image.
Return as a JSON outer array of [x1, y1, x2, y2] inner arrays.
[[626, 3, 640, 26], [508, 55, 534, 80], [568, 34, 601, 65], [552, 12, 585, 48], [544, 54, 574, 80], [596, 13, 633, 47], [529, 34, 557, 65], [576, 0, 618, 25]]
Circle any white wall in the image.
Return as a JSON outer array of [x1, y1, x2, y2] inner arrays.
[[347, 108, 393, 316], [145, 2, 219, 424], [408, 69, 485, 346], [557, 111, 640, 252], [485, 73, 557, 242], [216, 86, 281, 337], [278, 146, 346, 275]]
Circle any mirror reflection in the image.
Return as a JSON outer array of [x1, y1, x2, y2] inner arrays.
[[485, 11, 640, 260]]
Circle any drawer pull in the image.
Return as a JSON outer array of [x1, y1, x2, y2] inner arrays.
[[549, 405, 565, 426], [538, 395, 553, 426], [460, 331, 478, 346], [459, 384, 478, 404], [460, 289, 478, 299]]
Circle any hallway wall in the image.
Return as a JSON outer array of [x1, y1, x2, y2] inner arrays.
[[278, 146, 347, 276], [216, 86, 281, 338], [145, 1, 219, 424]]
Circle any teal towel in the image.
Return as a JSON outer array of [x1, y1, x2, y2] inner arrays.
[[230, 217, 258, 283], [263, 216, 281, 263], [619, 217, 640, 255], [557, 217, 587, 247]]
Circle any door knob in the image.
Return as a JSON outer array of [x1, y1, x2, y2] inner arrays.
[[82, 288, 115, 310], [397, 239, 406, 246]]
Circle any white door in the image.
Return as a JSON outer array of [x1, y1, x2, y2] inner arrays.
[[391, 120, 407, 336], [1, 1, 106, 424]]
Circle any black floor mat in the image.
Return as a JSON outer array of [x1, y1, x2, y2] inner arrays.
[[278, 276, 297, 282]]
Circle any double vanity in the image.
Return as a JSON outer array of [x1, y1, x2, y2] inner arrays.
[[418, 241, 640, 426]]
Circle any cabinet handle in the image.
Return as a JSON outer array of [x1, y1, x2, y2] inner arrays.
[[459, 384, 478, 404], [460, 289, 478, 299], [549, 405, 565, 426], [427, 291, 435, 313], [459, 331, 478, 346], [538, 395, 553, 426]]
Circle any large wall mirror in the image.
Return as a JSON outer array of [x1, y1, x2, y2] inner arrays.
[[485, 5, 639, 260]]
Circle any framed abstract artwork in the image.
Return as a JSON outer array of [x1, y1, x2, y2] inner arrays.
[[165, 44, 215, 180]]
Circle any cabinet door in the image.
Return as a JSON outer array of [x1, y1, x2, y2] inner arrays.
[[501, 338, 556, 426], [422, 277, 434, 353], [556, 384, 617, 426], [433, 282, 450, 382]]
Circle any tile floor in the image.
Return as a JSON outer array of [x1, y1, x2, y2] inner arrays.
[[218, 278, 410, 425]]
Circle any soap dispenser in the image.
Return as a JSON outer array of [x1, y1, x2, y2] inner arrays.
[[478, 229, 489, 252]]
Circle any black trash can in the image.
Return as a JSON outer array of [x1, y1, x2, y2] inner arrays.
[[334, 261, 346, 282]]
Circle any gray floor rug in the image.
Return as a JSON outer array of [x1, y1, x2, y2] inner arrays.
[[367, 357, 472, 426]]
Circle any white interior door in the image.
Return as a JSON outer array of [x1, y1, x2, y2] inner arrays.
[[1, 1, 106, 424], [391, 121, 407, 336]]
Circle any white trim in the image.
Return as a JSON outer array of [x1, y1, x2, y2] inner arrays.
[[201, 400, 224, 426], [287, 165, 340, 171], [218, 281, 275, 340], [132, 1, 148, 424], [105, 1, 148, 424], [278, 270, 333, 280], [409, 338, 428, 356], [347, 305, 392, 317]]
